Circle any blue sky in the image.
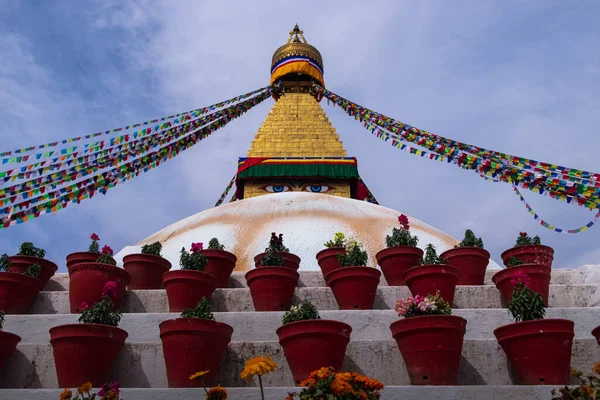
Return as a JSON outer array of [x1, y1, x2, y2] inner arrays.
[[1, 0, 599, 271]]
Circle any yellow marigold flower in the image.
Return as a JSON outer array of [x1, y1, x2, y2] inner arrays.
[[206, 384, 228, 400], [189, 370, 210, 380], [594, 362, 600, 375], [59, 388, 72, 400], [240, 356, 277, 381], [330, 376, 353, 396], [77, 382, 92, 394]]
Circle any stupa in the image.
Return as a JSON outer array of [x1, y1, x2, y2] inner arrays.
[[115, 25, 501, 271]]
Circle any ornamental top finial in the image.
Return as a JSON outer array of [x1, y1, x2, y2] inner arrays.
[[287, 23, 307, 44]]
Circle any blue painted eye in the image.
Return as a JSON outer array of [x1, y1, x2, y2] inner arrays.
[[264, 185, 290, 193], [305, 185, 330, 193]]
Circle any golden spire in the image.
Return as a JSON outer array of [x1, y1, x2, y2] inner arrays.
[[271, 24, 324, 86]]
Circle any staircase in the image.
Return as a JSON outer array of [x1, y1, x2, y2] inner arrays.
[[0, 268, 598, 399]]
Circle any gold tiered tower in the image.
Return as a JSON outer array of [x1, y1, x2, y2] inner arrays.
[[234, 25, 376, 203]]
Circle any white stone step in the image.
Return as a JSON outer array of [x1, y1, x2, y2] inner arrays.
[[0, 339, 597, 388], [28, 284, 599, 315], [5, 308, 600, 344], [42, 267, 600, 291], [0, 386, 565, 399]]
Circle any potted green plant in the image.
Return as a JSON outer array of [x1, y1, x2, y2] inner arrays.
[[390, 291, 466, 385], [440, 230, 490, 285], [0, 253, 44, 314], [202, 238, 237, 288], [66, 233, 103, 272], [162, 243, 217, 312], [276, 301, 352, 385], [123, 241, 172, 290], [500, 232, 554, 267], [494, 272, 574, 385], [254, 233, 300, 270], [287, 367, 384, 399], [402, 244, 461, 305], [492, 256, 551, 306], [0, 310, 21, 369], [50, 281, 128, 387], [246, 234, 299, 311], [159, 297, 233, 388], [316, 232, 347, 279], [552, 363, 600, 399], [7, 242, 58, 287], [375, 214, 423, 286], [68, 244, 131, 313], [325, 239, 381, 309]]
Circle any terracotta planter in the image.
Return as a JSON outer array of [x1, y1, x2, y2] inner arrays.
[[159, 318, 233, 387], [254, 252, 301, 271], [316, 247, 346, 280], [8, 256, 58, 288], [325, 267, 381, 310], [501, 245, 554, 268], [375, 246, 423, 286], [66, 252, 100, 272], [68, 263, 131, 313], [593, 326, 600, 345], [163, 270, 217, 312], [440, 247, 490, 285], [0, 330, 21, 368], [277, 319, 352, 384], [0, 272, 43, 314], [245, 267, 299, 311], [492, 264, 551, 306], [390, 315, 467, 385], [403, 264, 460, 305], [202, 250, 237, 288], [123, 254, 171, 290], [50, 323, 128, 387], [494, 319, 574, 385]]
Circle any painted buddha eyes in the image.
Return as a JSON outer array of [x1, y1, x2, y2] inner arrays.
[[262, 184, 333, 193], [264, 185, 291, 193], [305, 185, 330, 193]]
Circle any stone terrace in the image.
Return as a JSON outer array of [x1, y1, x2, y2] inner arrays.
[[0, 267, 599, 399]]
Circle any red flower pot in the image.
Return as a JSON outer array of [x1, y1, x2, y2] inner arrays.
[[325, 267, 381, 310], [68, 263, 131, 313], [390, 315, 467, 385], [8, 256, 58, 288], [254, 252, 301, 271], [202, 250, 237, 288], [163, 270, 217, 312], [492, 264, 551, 306], [0, 272, 43, 314], [494, 319, 574, 385], [0, 330, 21, 368], [50, 323, 128, 387], [375, 246, 423, 286], [159, 318, 233, 387], [245, 267, 299, 311], [316, 248, 346, 280], [440, 247, 490, 286], [66, 252, 100, 272], [501, 245, 554, 268], [403, 264, 460, 305], [276, 319, 352, 384], [593, 326, 600, 345], [123, 254, 171, 290]]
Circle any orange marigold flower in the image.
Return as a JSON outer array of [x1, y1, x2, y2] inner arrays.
[[240, 356, 277, 381], [77, 382, 92, 394], [358, 389, 368, 400], [206, 384, 228, 400], [299, 377, 317, 388], [594, 362, 600, 375], [190, 370, 210, 381], [330, 376, 354, 396], [59, 388, 72, 400], [284, 394, 295, 400], [352, 374, 384, 391], [309, 367, 333, 381]]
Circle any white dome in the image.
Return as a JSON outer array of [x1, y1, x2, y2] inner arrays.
[[115, 192, 502, 271]]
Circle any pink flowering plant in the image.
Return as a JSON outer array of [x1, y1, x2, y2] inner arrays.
[[394, 291, 451, 318], [386, 214, 419, 247], [515, 231, 542, 247], [89, 233, 101, 253], [96, 245, 116, 266], [78, 281, 122, 326], [507, 271, 545, 322], [260, 233, 289, 267], [179, 242, 207, 271], [141, 241, 162, 257]]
